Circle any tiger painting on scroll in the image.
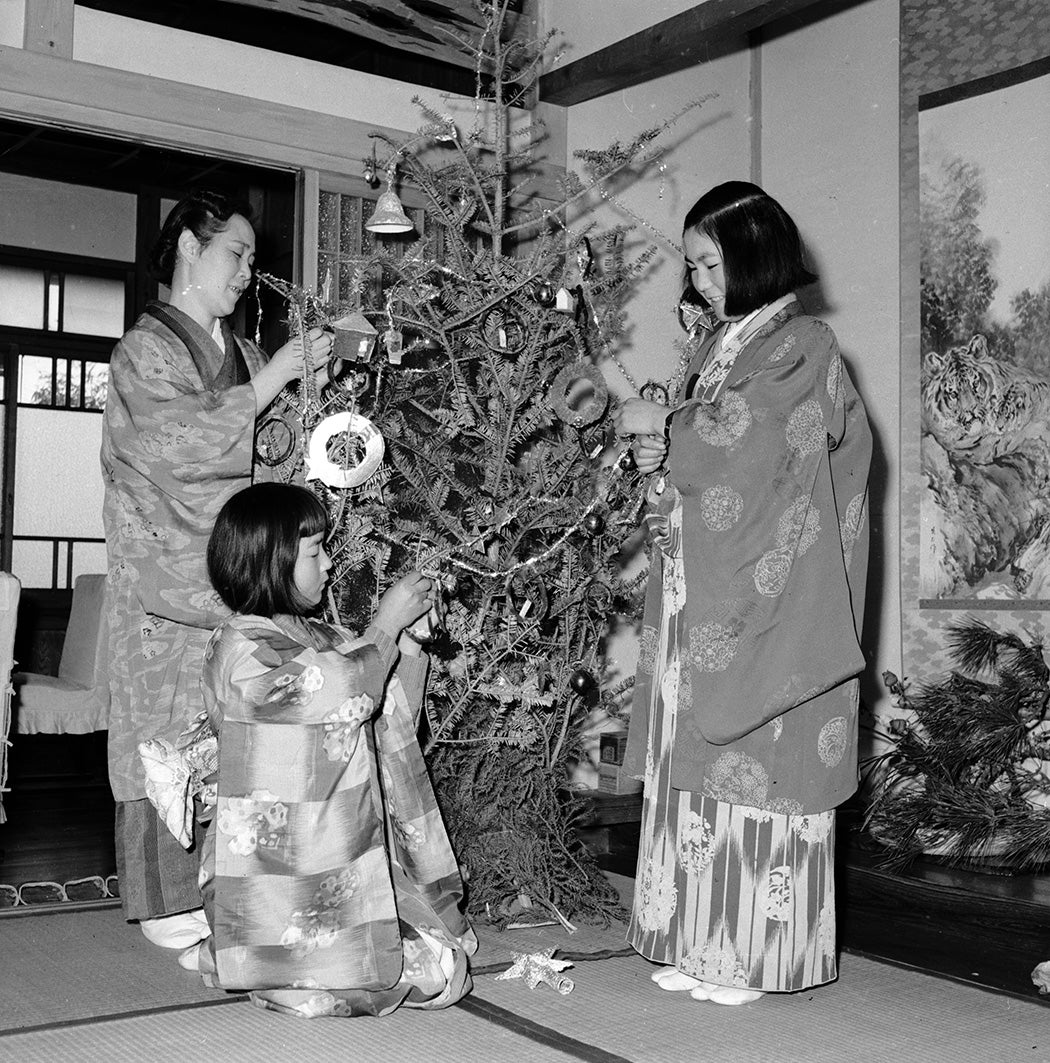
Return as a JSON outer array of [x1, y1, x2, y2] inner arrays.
[[919, 68, 1050, 603]]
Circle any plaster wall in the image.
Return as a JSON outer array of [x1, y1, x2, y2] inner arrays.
[[564, 51, 753, 399]]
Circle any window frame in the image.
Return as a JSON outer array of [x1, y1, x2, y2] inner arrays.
[[0, 246, 134, 582]]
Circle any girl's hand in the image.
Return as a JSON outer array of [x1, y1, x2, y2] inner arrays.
[[374, 570, 433, 638], [633, 433, 668, 474], [613, 398, 670, 438]]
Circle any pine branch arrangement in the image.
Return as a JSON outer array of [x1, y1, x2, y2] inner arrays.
[[865, 618, 1050, 873], [255, 0, 706, 924]]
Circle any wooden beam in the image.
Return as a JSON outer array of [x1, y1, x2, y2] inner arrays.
[[23, 0, 74, 58], [539, 0, 839, 106], [0, 45, 392, 174], [0, 45, 567, 198]]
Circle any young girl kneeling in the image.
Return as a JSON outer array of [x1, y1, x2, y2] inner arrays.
[[197, 482, 476, 1017]]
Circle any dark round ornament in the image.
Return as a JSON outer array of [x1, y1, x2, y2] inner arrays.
[[254, 414, 299, 467], [534, 282, 555, 307], [480, 305, 527, 356], [583, 512, 605, 536], [585, 580, 613, 611], [569, 668, 594, 694], [506, 569, 549, 623], [578, 423, 615, 460]]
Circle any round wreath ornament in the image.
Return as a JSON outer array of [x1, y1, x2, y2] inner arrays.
[[549, 363, 609, 428], [305, 411, 385, 489]]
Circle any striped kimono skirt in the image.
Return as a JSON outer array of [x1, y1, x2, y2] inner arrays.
[[626, 502, 838, 993]]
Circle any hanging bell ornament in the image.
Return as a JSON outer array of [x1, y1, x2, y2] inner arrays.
[[364, 171, 415, 234], [569, 668, 594, 694]]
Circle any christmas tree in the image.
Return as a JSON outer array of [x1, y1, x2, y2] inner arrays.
[[866, 618, 1050, 873], [254, 0, 702, 926]]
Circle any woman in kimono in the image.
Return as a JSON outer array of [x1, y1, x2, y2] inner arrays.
[[100, 190, 332, 951], [613, 182, 871, 1006], [192, 482, 475, 1017]]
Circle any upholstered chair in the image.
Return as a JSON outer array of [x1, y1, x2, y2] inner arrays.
[[14, 573, 106, 736]]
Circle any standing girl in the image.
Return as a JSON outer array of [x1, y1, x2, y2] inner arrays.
[[195, 482, 475, 1018], [614, 181, 871, 1005]]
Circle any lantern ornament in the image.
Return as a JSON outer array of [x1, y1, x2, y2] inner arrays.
[[330, 311, 378, 368]]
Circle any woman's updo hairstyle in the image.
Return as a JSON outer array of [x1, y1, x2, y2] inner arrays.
[[208, 483, 328, 617], [682, 181, 817, 318], [149, 189, 254, 286]]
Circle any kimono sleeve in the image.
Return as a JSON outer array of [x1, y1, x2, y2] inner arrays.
[[328, 622, 428, 720], [392, 654, 429, 720], [676, 319, 867, 744], [202, 620, 391, 781], [103, 326, 258, 628]]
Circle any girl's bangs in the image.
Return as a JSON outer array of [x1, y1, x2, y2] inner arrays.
[[297, 494, 328, 538]]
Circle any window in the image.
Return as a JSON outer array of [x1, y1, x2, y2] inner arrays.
[[316, 185, 434, 309], [0, 264, 125, 339], [0, 249, 132, 587]]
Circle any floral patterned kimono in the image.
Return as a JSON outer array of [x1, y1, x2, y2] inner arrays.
[[100, 302, 269, 918], [195, 614, 476, 1018], [623, 298, 871, 992]]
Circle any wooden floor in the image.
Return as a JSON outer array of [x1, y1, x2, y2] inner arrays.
[[0, 731, 116, 893]]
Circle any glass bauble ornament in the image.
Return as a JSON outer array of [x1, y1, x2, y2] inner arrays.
[[569, 668, 594, 694]]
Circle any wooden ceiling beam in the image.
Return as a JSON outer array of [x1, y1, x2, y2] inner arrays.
[[539, 0, 840, 106]]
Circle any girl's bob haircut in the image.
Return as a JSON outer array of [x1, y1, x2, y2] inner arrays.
[[208, 483, 327, 617], [682, 181, 817, 318]]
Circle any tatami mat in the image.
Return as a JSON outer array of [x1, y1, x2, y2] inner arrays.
[[0, 998, 588, 1063], [0, 880, 633, 1033], [471, 950, 1049, 1063], [2, 873, 1047, 1063]]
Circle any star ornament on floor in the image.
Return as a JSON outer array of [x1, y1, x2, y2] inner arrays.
[[496, 948, 575, 994]]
